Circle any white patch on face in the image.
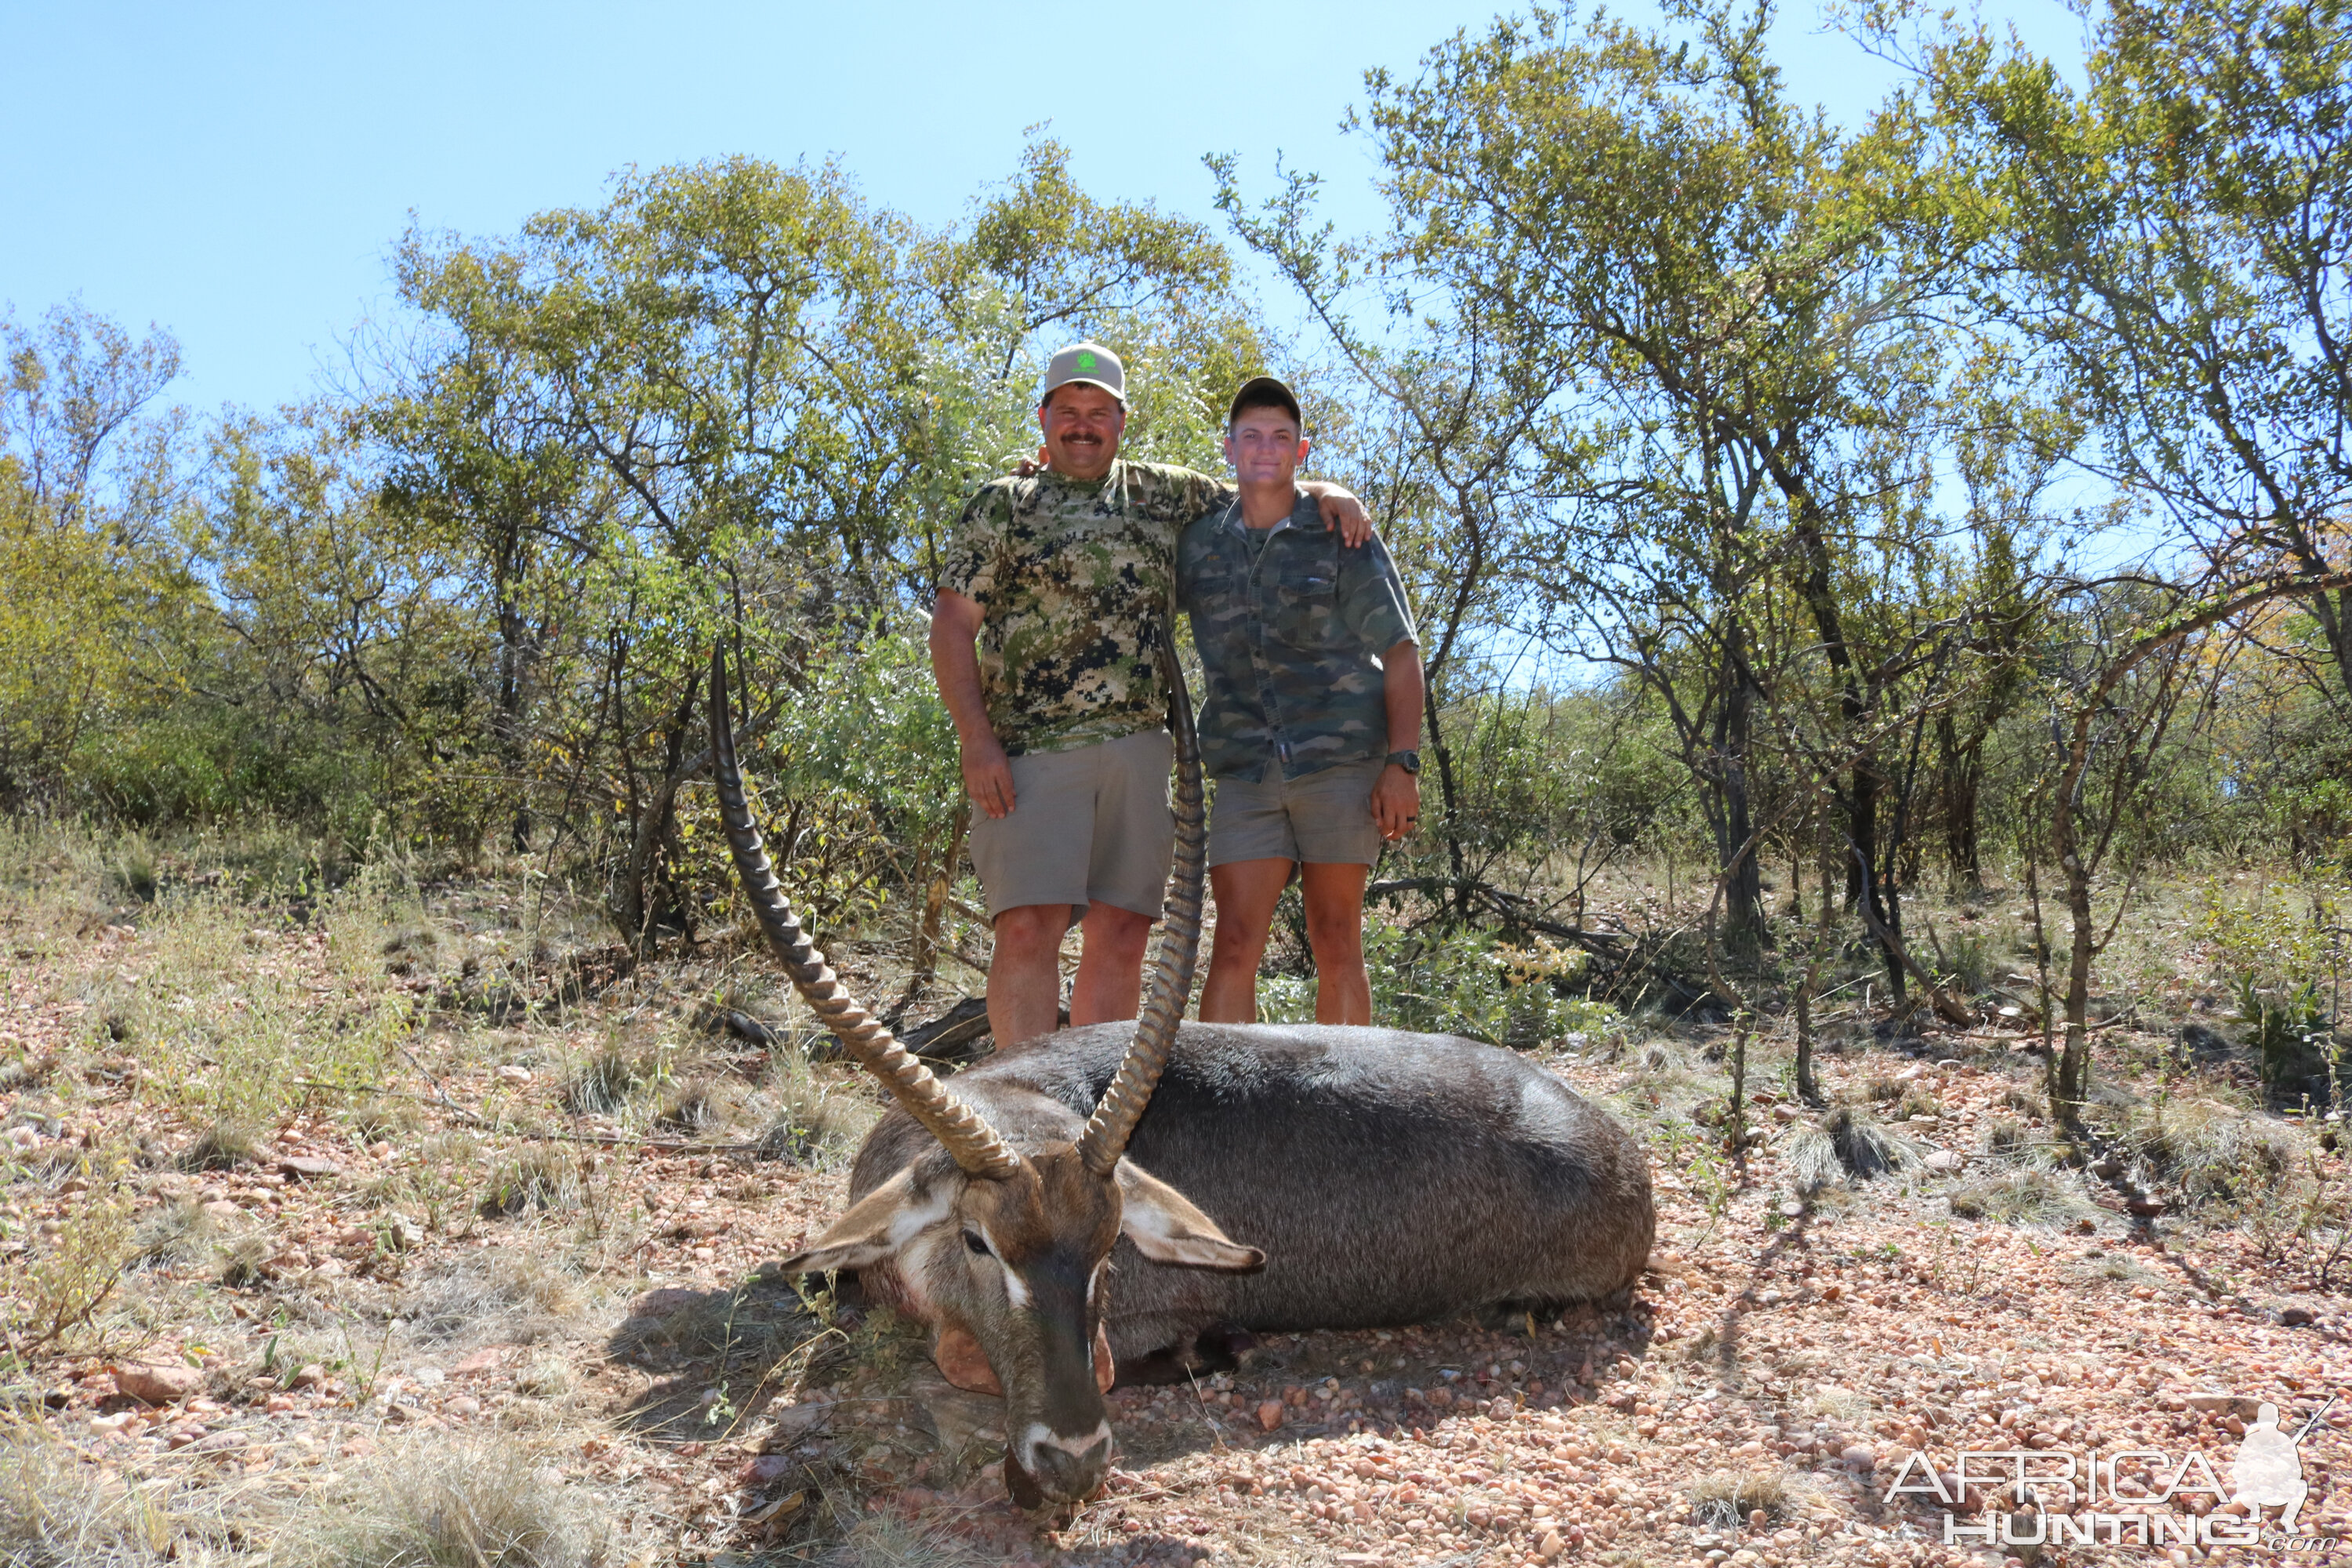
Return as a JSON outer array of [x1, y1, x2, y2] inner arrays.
[[1017, 1418, 1112, 1475], [1088, 1258, 1108, 1306], [996, 1251, 1030, 1308]]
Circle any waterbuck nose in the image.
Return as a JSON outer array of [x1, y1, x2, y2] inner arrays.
[[1015, 1420, 1112, 1502]]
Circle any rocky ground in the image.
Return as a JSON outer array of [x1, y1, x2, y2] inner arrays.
[[4, 848, 2350, 1566]]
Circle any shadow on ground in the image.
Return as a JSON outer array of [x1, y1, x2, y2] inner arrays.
[[604, 1267, 856, 1446]]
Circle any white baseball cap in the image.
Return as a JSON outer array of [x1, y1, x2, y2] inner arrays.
[[1040, 341, 1125, 404]]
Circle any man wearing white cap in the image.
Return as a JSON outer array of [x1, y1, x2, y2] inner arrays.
[[930, 342, 1370, 1047]]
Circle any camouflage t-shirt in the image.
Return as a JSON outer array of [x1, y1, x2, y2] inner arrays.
[[1176, 491, 1418, 782], [938, 459, 1232, 755]]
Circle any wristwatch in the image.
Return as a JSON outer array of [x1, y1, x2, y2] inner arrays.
[[1385, 750, 1421, 775]]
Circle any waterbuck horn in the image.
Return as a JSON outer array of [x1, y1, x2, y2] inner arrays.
[[1076, 625, 1207, 1175], [708, 648, 1022, 1181]]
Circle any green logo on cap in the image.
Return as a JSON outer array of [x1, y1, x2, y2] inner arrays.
[[1076, 351, 1098, 371]]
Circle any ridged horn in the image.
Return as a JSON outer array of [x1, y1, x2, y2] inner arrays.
[[709, 648, 1022, 1181], [1076, 624, 1207, 1175]]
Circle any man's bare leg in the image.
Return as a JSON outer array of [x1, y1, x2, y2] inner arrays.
[[1200, 858, 1294, 1023], [1301, 862, 1372, 1025], [988, 903, 1070, 1047], [1070, 901, 1154, 1025]]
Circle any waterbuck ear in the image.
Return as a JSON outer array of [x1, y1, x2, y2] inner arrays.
[[775, 1168, 930, 1274], [1116, 1163, 1265, 1272]]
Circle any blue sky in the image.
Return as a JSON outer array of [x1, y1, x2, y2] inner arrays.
[[4, 1, 2089, 414]]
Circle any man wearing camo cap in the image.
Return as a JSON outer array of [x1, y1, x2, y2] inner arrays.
[[930, 342, 1370, 1047], [1178, 376, 1422, 1025]]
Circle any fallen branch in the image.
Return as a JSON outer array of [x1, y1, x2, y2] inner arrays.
[[395, 1044, 489, 1127], [1363, 873, 1729, 1018]]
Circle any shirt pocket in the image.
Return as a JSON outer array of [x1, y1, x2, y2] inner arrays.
[[1272, 546, 1341, 648]]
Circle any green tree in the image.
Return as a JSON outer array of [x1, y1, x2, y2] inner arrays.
[[1314, 0, 2007, 981], [1901, 0, 2352, 708], [0, 305, 200, 808]]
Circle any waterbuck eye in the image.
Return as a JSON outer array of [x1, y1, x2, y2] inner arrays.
[[963, 1230, 991, 1258]]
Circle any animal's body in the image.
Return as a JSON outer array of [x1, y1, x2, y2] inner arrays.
[[851, 1022, 1655, 1367]]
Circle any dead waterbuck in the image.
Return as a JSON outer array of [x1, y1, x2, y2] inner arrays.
[[710, 641, 1654, 1507]]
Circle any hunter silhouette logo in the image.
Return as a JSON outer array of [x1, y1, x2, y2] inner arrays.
[[2234, 1399, 2322, 1530], [1884, 1392, 2338, 1553]]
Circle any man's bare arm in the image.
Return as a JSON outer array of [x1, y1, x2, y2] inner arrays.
[[1372, 641, 1425, 840], [929, 590, 1016, 819], [1298, 479, 1372, 548]]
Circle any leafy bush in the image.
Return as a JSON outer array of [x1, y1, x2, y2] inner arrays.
[[2238, 975, 2336, 1107]]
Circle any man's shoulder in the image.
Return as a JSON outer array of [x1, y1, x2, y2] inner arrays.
[[956, 473, 1028, 524], [1178, 503, 1232, 546], [975, 470, 1041, 506]]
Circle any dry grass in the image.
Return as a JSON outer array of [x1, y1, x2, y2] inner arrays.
[[4, 1166, 135, 1357], [4, 822, 2346, 1568], [1980, 1116, 2034, 1161], [479, 1146, 584, 1218], [128, 1196, 220, 1269], [750, 1049, 877, 1168], [561, 1050, 644, 1116], [306, 1439, 609, 1568], [2124, 1094, 2307, 1210], [1947, 1169, 2101, 1225], [1686, 1468, 1788, 1530], [402, 1251, 582, 1344], [0, 1415, 175, 1566], [345, 1094, 423, 1145], [177, 1116, 260, 1172], [814, 1507, 989, 1568], [1777, 1106, 1921, 1193], [655, 1076, 727, 1134]]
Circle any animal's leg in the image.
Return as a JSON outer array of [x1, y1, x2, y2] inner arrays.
[[1112, 1345, 1196, 1387], [1112, 1323, 1260, 1386], [1476, 1298, 1569, 1330], [1189, 1323, 1258, 1372]]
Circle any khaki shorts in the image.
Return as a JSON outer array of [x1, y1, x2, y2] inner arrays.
[[967, 729, 1174, 923], [1207, 758, 1385, 869]]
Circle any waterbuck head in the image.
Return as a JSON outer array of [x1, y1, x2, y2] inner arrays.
[[708, 635, 1258, 1506]]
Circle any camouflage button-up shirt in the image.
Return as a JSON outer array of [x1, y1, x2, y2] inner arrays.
[[938, 459, 1232, 756], [1177, 491, 1418, 782]]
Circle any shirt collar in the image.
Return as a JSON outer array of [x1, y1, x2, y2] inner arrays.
[[1224, 488, 1307, 538]]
